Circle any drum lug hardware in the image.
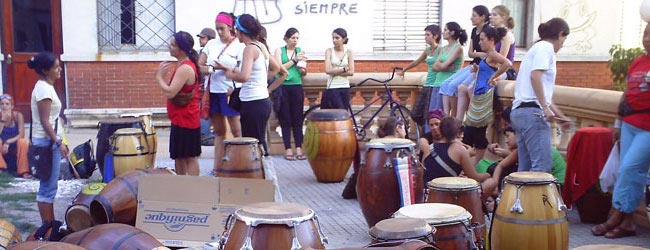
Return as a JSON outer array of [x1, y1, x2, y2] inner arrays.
[[290, 222, 302, 250], [222, 156, 230, 162], [136, 145, 144, 151], [251, 145, 259, 161], [314, 214, 329, 245], [384, 158, 392, 168], [241, 226, 254, 250], [554, 183, 567, 212], [510, 186, 524, 214]]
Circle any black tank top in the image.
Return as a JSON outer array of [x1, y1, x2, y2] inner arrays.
[[423, 142, 463, 184]]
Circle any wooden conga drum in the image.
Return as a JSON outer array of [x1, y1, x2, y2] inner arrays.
[[61, 223, 164, 250], [0, 218, 22, 249], [110, 128, 151, 177], [90, 168, 175, 225], [303, 109, 357, 183], [357, 138, 424, 227], [222, 202, 327, 250], [121, 112, 157, 167], [369, 218, 435, 245], [96, 118, 144, 175], [491, 172, 568, 250], [7, 241, 86, 250], [572, 245, 649, 250], [65, 183, 107, 232], [394, 203, 475, 250], [219, 137, 264, 179], [426, 177, 485, 248]]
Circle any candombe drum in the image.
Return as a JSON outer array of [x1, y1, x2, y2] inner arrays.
[[221, 202, 327, 250], [357, 138, 424, 227], [96, 118, 144, 175], [394, 203, 476, 250], [303, 109, 357, 183], [426, 177, 485, 248], [318, 240, 437, 250], [491, 172, 568, 250], [110, 128, 151, 177], [369, 218, 435, 245], [121, 112, 157, 167], [219, 137, 264, 179], [7, 241, 86, 250], [90, 168, 176, 225], [65, 183, 107, 232], [61, 223, 164, 250], [0, 218, 22, 249]]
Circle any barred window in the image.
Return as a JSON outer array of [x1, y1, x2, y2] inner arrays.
[[97, 0, 175, 51], [373, 0, 441, 52]]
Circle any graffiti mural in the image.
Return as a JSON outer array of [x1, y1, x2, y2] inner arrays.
[[231, 0, 360, 24], [559, 0, 597, 52], [232, 0, 283, 24]]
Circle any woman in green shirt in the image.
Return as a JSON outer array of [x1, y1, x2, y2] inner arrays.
[[434, 22, 466, 117]]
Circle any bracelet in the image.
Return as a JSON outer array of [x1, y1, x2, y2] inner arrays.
[[291, 59, 298, 64]]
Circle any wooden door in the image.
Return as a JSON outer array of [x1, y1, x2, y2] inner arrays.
[[2, 0, 63, 122]]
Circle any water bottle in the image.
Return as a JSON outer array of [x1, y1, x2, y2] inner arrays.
[[103, 152, 114, 183]]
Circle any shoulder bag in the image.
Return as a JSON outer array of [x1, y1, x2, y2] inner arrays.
[[28, 118, 58, 180]]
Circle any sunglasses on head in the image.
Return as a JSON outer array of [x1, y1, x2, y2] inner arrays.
[[0, 95, 11, 100]]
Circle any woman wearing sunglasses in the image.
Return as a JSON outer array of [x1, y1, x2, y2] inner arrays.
[[0, 94, 31, 179]]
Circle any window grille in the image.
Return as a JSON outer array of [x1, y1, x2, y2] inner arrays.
[[373, 0, 441, 52], [97, 0, 175, 51]]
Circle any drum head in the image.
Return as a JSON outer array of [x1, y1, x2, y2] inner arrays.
[[366, 138, 415, 151], [427, 177, 479, 190], [113, 128, 145, 135], [224, 137, 259, 145], [506, 171, 555, 184], [370, 218, 434, 241], [235, 202, 314, 226], [307, 109, 350, 121], [81, 183, 106, 195], [394, 203, 471, 226]]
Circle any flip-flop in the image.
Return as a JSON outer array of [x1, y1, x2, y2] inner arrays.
[[591, 223, 611, 236], [20, 173, 33, 179], [284, 154, 295, 161], [296, 153, 307, 160], [604, 226, 636, 239]]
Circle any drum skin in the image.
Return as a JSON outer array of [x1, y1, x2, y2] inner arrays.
[[0, 218, 22, 249], [303, 109, 357, 183], [394, 203, 473, 250], [89, 168, 175, 225], [357, 146, 424, 227], [7, 241, 86, 250], [61, 223, 163, 250], [491, 172, 568, 250], [426, 177, 485, 247], [65, 183, 107, 232], [219, 137, 264, 179], [111, 128, 151, 177], [321, 239, 437, 250]]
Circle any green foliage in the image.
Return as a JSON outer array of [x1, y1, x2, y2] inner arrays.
[[608, 44, 644, 91]]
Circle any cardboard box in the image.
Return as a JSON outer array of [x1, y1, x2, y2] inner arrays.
[[136, 175, 275, 248]]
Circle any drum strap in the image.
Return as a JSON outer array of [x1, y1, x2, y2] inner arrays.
[[430, 150, 459, 177]]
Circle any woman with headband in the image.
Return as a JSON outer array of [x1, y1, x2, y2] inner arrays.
[[223, 14, 287, 155], [156, 31, 201, 175], [199, 12, 245, 175]]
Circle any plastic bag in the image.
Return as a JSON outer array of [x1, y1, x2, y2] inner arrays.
[[599, 140, 620, 193]]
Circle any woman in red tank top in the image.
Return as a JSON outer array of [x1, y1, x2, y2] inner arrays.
[[156, 31, 201, 176]]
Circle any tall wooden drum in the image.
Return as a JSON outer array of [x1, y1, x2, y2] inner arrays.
[[219, 137, 264, 179], [221, 202, 327, 250], [394, 203, 475, 250], [96, 118, 144, 176], [121, 112, 157, 167], [426, 177, 485, 248], [491, 172, 568, 250], [111, 128, 151, 177], [303, 109, 357, 183], [61, 223, 164, 250], [357, 138, 424, 227]]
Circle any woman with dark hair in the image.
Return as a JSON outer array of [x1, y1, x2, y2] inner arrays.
[[156, 31, 201, 176], [377, 116, 406, 139], [510, 18, 571, 174], [0, 94, 31, 179], [199, 12, 244, 175], [224, 14, 287, 155], [399, 24, 441, 127], [274, 27, 307, 160], [29, 51, 68, 236], [322, 28, 354, 110], [435, 22, 467, 117]]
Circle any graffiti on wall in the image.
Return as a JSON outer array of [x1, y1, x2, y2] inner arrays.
[[559, 0, 597, 52], [232, 0, 359, 24]]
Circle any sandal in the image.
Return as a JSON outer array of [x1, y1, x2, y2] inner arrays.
[[604, 226, 636, 239], [296, 153, 307, 160], [591, 223, 613, 236], [284, 154, 295, 161], [20, 172, 33, 179]]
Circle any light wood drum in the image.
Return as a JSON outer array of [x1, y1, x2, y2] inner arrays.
[[394, 203, 475, 250], [111, 128, 151, 177], [219, 137, 264, 179], [0, 218, 22, 249], [121, 112, 157, 167], [369, 218, 435, 245]]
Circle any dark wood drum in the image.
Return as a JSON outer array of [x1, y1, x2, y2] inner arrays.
[[219, 137, 264, 179], [357, 138, 424, 227], [61, 223, 163, 250], [303, 109, 357, 183], [65, 183, 107, 232], [394, 203, 475, 250], [369, 218, 435, 245], [222, 202, 327, 250], [7, 241, 86, 250]]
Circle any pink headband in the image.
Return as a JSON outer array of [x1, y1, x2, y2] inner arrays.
[[216, 14, 233, 27]]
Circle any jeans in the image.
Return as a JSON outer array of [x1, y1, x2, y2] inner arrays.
[[33, 137, 61, 203], [612, 122, 650, 213], [439, 65, 476, 96], [510, 107, 552, 173]]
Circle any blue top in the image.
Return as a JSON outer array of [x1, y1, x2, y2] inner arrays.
[[475, 59, 497, 95], [1, 123, 18, 143]]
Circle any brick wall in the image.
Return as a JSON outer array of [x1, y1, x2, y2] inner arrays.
[[65, 60, 614, 109]]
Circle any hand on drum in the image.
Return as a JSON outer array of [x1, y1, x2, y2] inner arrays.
[[488, 143, 511, 158]]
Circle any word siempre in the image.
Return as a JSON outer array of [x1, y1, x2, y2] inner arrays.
[[295, 2, 358, 15]]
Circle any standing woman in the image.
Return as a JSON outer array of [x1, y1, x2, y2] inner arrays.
[[510, 18, 571, 172], [156, 31, 201, 176], [591, 22, 650, 239], [199, 12, 244, 174], [434, 22, 466, 117], [399, 24, 442, 127], [274, 28, 308, 160], [322, 28, 355, 110], [225, 14, 287, 154], [29, 52, 68, 230]]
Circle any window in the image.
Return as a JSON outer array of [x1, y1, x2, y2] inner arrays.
[[97, 0, 175, 51], [503, 0, 531, 47], [373, 0, 441, 52]]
